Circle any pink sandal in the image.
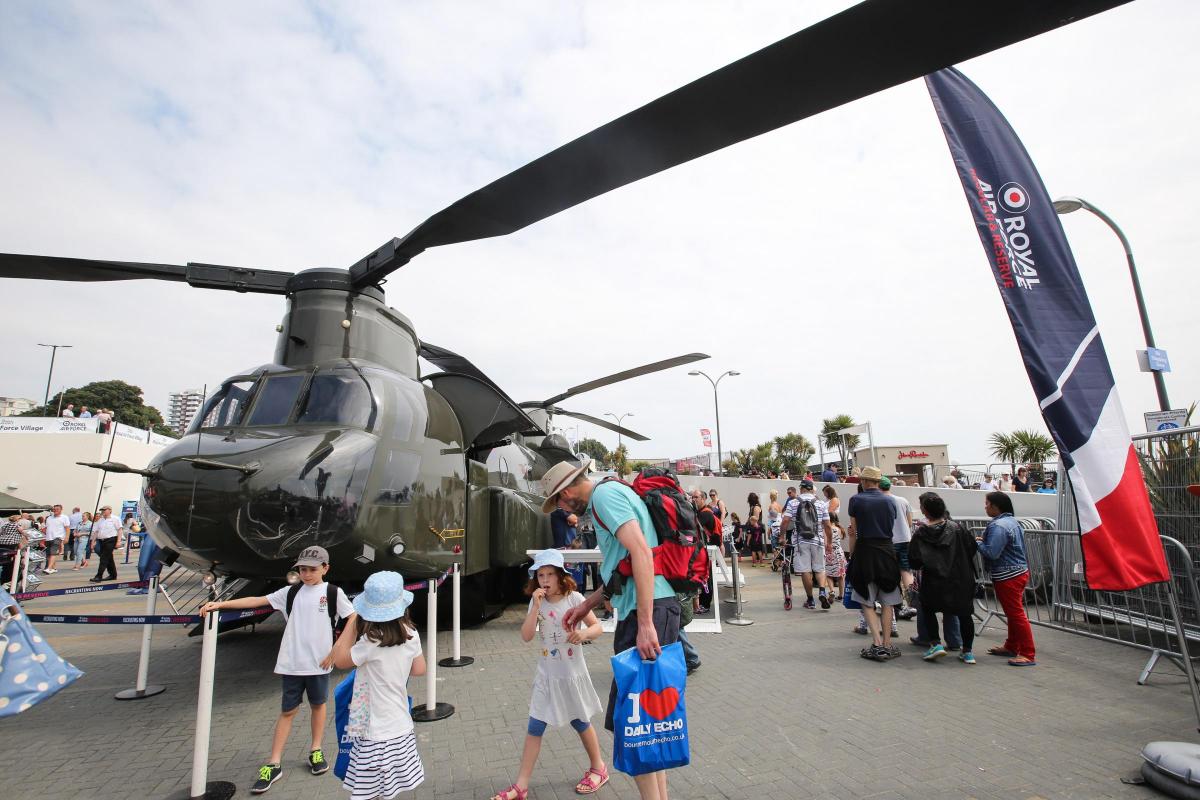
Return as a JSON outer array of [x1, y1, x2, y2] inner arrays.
[[575, 766, 609, 795], [490, 785, 527, 800]]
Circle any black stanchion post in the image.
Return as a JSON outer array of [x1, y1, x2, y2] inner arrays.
[[116, 575, 166, 700], [413, 578, 454, 721], [439, 563, 474, 668]]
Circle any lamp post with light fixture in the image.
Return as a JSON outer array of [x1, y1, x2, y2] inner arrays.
[[1053, 196, 1169, 411], [604, 411, 634, 452], [689, 370, 739, 475], [38, 343, 72, 410]]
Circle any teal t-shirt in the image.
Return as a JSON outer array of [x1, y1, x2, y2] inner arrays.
[[587, 481, 675, 621]]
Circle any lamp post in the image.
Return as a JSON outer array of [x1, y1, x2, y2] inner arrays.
[[604, 412, 633, 451], [37, 343, 72, 411], [1053, 196, 1170, 411], [689, 370, 739, 475]]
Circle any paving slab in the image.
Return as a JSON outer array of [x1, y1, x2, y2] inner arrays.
[[1, 559, 1195, 799]]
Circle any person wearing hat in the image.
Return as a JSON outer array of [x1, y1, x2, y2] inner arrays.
[[548, 461, 683, 797], [202, 546, 356, 794], [845, 466, 903, 662], [329, 571, 427, 797]]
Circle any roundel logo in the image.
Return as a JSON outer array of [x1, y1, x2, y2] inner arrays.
[[998, 182, 1029, 213]]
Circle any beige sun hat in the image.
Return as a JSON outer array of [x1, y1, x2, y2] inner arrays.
[[860, 466, 884, 482], [540, 459, 592, 513]]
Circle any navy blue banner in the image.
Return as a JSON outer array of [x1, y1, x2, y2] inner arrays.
[[23, 608, 274, 625], [926, 68, 1167, 590], [13, 580, 147, 601]]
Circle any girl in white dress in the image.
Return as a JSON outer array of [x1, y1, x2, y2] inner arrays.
[[491, 549, 606, 800]]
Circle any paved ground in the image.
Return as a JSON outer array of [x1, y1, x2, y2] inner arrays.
[[2, 559, 1195, 800]]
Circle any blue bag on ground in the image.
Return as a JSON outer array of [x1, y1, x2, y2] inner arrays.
[[611, 641, 689, 776], [0, 588, 84, 717], [332, 670, 355, 779]]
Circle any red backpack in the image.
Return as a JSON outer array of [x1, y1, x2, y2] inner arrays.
[[591, 469, 709, 593]]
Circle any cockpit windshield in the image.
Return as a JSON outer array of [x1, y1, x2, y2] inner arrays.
[[193, 380, 254, 430], [246, 374, 306, 426], [297, 370, 374, 429]]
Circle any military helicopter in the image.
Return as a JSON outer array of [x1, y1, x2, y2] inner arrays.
[[1, 1, 1124, 617]]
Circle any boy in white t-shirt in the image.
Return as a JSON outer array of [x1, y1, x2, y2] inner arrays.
[[202, 546, 356, 795]]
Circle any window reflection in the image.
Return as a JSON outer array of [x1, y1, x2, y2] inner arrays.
[[246, 375, 305, 426], [195, 381, 254, 429], [297, 371, 372, 429]]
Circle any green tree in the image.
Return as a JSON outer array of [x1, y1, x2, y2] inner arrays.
[[24, 380, 178, 438], [988, 431, 1022, 474], [820, 414, 860, 464], [1012, 429, 1057, 467], [774, 432, 815, 475], [576, 437, 609, 464], [610, 444, 629, 476]]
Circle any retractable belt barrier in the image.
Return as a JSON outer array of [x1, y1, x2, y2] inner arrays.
[[406, 568, 452, 592], [23, 608, 274, 625], [13, 579, 148, 601]]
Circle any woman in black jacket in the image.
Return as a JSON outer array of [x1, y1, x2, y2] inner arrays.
[[909, 492, 978, 664]]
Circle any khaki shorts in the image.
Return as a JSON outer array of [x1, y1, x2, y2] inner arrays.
[[792, 541, 825, 574]]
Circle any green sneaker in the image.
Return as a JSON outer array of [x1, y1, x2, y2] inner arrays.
[[958, 651, 977, 665], [251, 764, 282, 794], [309, 748, 329, 776]]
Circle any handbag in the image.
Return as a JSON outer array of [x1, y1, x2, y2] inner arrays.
[[611, 641, 689, 776], [0, 588, 84, 717]]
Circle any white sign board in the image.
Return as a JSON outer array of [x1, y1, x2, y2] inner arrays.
[[112, 422, 151, 444], [1144, 409, 1189, 433], [0, 416, 99, 434]]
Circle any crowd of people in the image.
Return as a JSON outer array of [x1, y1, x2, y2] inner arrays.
[[0, 504, 150, 589], [59, 403, 116, 432]]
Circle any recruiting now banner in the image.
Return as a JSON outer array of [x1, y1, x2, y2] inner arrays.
[[927, 67, 1168, 591]]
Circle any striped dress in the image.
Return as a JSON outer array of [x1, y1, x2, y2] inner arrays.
[[343, 733, 424, 799]]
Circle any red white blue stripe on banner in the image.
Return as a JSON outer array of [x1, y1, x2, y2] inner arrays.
[[926, 67, 1168, 591]]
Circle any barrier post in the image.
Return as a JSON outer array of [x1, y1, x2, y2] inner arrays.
[[20, 548, 31, 593], [439, 563, 474, 668], [9, 545, 22, 594], [164, 609, 235, 800], [412, 578, 454, 721], [725, 553, 754, 626], [116, 575, 165, 700]]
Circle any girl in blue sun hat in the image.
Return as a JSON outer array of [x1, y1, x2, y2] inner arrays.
[[491, 549, 607, 800], [329, 571, 426, 799]]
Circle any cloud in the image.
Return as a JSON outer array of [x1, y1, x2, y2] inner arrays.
[[1, 0, 1196, 468]]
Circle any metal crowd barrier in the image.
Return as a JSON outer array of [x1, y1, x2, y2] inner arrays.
[[970, 527, 1200, 727]]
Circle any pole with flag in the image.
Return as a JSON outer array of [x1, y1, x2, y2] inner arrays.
[[925, 67, 1168, 593]]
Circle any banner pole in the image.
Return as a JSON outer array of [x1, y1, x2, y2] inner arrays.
[[9, 543, 23, 594], [412, 579, 454, 721], [439, 563, 474, 668], [1164, 577, 1200, 732], [116, 574, 165, 700]]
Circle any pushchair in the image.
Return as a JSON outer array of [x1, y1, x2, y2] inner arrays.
[[773, 543, 795, 610]]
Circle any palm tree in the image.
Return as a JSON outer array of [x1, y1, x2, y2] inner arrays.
[[988, 431, 1021, 474], [774, 432, 815, 475], [1013, 429, 1057, 467], [820, 414, 859, 465]]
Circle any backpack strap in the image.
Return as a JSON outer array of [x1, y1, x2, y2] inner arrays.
[[326, 583, 339, 629], [285, 582, 301, 618]]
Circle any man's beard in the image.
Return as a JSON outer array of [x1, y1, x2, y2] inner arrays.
[[563, 495, 588, 514]]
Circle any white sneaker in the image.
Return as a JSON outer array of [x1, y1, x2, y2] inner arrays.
[[45, 568, 57, 574]]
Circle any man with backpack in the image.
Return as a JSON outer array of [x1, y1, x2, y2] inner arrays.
[[551, 462, 685, 799], [782, 480, 833, 610]]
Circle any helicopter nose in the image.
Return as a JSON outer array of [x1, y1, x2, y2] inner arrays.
[[144, 429, 377, 571]]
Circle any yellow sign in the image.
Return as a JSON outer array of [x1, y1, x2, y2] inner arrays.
[[429, 526, 465, 542]]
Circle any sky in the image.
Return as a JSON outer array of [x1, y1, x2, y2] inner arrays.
[[1, 1, 1197, 467]]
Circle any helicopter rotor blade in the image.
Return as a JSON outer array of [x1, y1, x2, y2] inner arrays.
[[0, 253, 294, 294], [419, 341, 499, 388], [552, 408, 650, 442], [537, 353, 709, 409], [348, 0, 1127, 287], [549, 410, 648, 441]]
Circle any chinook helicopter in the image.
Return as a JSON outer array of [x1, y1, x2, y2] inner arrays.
[[1, 2, 1125, 616]]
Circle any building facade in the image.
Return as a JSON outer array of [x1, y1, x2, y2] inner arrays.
[[853, 444, 952, 487], [167, 389, 205, 434], [0, 396, 37, 416]]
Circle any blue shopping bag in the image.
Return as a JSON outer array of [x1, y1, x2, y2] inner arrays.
[[611, 641, 689, 776], [333, 670, 356, 779], [843, 559, 862, 609], [0, 588, 84, 717]]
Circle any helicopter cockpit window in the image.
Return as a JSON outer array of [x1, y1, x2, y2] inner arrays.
[[195, 381, 254, 429], [296, 370, 373, 430], [245, 374, 306, 426]]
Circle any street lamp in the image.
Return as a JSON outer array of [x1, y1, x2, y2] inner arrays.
[[37, 343, 72, 411], [1054, 196, 1170, 411], [604, 412, 634, 451], [689, 370, 739, 475]]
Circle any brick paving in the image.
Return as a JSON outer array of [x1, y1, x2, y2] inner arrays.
[[2, 559, 1195, 799]]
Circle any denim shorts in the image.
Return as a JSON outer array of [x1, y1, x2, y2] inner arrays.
[[281, 673, 330, 711], [893, 542, 911, 572]]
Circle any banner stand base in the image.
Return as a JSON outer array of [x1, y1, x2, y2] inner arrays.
[[115, 685, 165, 701], [412, 702, 455, 722], [163, 780, 236, 800], [725, 617, 754, 626], [438, 656, 474, 668]]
